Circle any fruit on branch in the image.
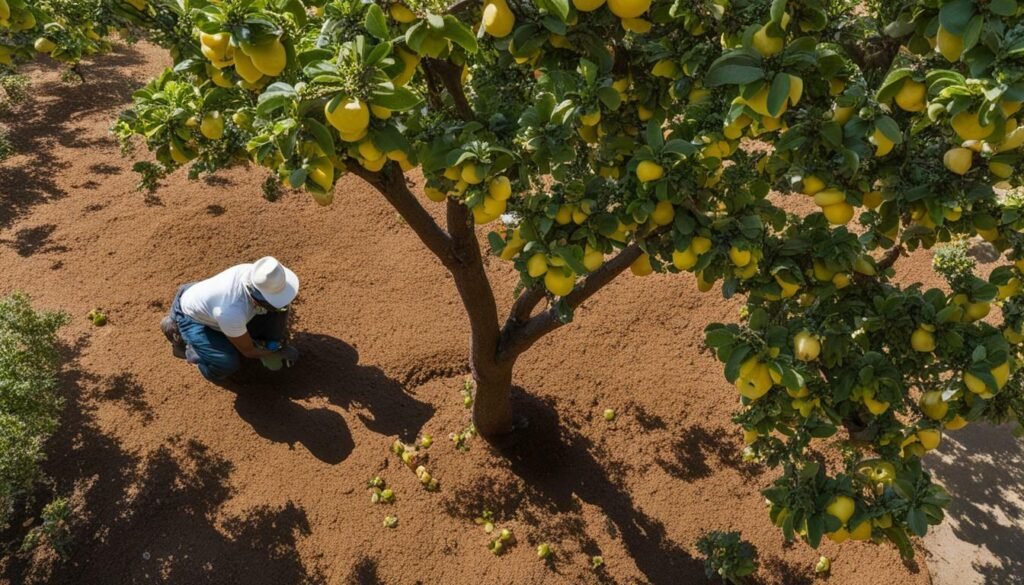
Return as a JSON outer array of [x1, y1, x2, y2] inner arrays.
[[636, 160, 663, 182], [935, 25, 964, 62], [242, 38, 287, 77], [894, 79, 926, 112], [919, 391, 948, 421], [325, 97, 370, 138], [606, 0, 651, 19], [943, 147, 973, 175], [481, 0, 515, 38], [911, 325, 936, 353], [793, 331, 821, 362]]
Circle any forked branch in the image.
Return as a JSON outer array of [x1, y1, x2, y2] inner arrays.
[[497, 244, 644, 360]]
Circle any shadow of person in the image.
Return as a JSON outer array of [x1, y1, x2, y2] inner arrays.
[[490, 388, 705, 584], [256, 332, 435, 442], [208, 331, 432, 462], [211, 375, 353, 465]]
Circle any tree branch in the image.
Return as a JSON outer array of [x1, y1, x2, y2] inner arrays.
[[444, 197, 504, 375], [422, 58, 475, 121], [446, 0, 477, 16], [838, 35, 902, 79], [497, 244, 643, 361], [877, 244, 903, 272], [507, 285, 547, 325], [348, 163, 457, 267]]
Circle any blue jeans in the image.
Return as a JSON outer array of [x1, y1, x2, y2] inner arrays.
[[170, 284, 287, 381]]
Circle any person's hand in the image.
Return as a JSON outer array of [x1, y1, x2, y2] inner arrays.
[[277, 344, 300, 366]]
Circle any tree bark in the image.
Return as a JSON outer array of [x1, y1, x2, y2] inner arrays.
[[470, 358, 515, 438]]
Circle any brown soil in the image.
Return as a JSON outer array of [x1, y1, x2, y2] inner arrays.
[[0, 43, 933, 584]]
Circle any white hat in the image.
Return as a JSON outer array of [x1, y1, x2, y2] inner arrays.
[[248, 257, 299, 308]]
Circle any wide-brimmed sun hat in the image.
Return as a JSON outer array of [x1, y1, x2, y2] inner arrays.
[[248, 257, 299, 308]]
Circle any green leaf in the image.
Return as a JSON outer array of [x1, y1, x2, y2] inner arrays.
[[426, 14, 445, 30], [365, 41, 392, 67], [303, 118, 336, 156], [645, 120, 665, 149], [806, 514, 824, 548], [705, 328, 734, 349], [405, 22, 429, 52], [662, 139, 697, 156], [487, 232, 505, 254], [579, 59, 598, 86], [364, 4, 389, 40], [442, 15, 478, 52], [370, 86, 423, 110], [906, 508, 928, 537], [781, 367, 805, 391], [939, 0, 976, 35], [536, 0, 569, 21], [596, 86, 622, 110], [989, 0, 1017, 16], [724, 345, 752, 383], [704, 55, 765, 87], [875, 116, 903, 144]]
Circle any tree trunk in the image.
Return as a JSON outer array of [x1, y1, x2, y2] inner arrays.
[[470, 356, 515, 438]]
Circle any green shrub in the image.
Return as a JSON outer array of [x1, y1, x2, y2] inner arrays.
[[696, 531, 759, 585], [21, 496, 72, 558], [0, 293, 68, 527]]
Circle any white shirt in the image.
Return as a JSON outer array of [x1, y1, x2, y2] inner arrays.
[[180, 264, 264, 337]]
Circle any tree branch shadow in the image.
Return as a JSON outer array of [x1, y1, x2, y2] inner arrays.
[[1, 224, 68, 257], [94, 372, 153, 422], [0, 334, 326, 584], [655, 424, 761, 483], [343, 556, 383, 585], [0, 44, 146, 230], [927, 423, 1024, 583], [443, 389, 705, 584]]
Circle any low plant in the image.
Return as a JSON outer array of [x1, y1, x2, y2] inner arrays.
[[21, 497, 72, 559], [0, 293, 68, 528], [696, 531, 759, 585]]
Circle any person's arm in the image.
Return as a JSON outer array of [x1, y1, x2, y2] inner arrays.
[[226, 331, 276, 359]]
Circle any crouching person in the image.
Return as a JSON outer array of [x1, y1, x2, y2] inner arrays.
[[161, 257, 300, 381]]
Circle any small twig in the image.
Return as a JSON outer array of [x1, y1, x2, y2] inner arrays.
[[446, 0, 478, 16]]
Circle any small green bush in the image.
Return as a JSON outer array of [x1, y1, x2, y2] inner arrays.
[[696, 531, 759, 585], [21, 496, 72, 558], [0, 293, 68, 527]]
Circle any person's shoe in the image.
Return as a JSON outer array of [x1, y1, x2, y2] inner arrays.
[[160, 316, 186, 359]]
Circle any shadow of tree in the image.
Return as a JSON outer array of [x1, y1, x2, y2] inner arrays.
[[630, 402, 667, 431], [228, 331, 435, 443], [0, 44, 145, 230], [655, 424, 760, 483], [761, 555, 814, 585], [0, 335, 326, 584], [927, 423, 1024, 583], [2, 224, 67, 257], [344, 557, 383, 585], [96, 372, 153, 422], [442, 389, 705, 585]]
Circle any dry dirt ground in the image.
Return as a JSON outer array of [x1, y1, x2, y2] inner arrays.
[[0, 41, 1019, 584]]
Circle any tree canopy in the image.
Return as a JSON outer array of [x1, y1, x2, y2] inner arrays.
[[6, 0, 1024, 559]]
